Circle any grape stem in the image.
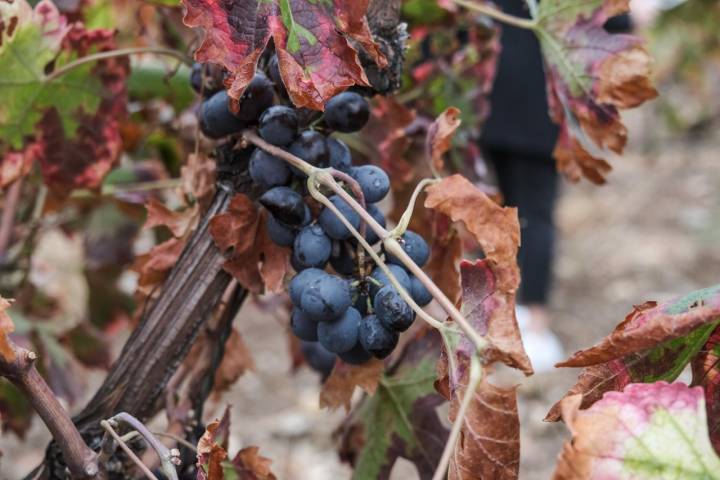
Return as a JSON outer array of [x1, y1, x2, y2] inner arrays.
[[451, 0, 537, 29], [431, 354, 483, 480], [243, 130, 488, 353], [44, 47, 192, 84]]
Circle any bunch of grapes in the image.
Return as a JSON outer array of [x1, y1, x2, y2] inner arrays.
[[192, 57, 432, 375]]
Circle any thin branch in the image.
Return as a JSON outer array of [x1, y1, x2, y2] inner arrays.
[[452, 0, 537, 29], [0, 343, 99, 478], [0, 178, 23, 258], [109, 412, 180, 480], [45, 47, 192, 83], [100, 420, 159, 480], [432, 354, 483, 480]]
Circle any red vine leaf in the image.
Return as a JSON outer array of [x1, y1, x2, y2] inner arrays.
[[547, 284, 720, 421], [426, 106, 461, 173], [230, 446, 277, 480], [692, 324, 720, 454], [425, 174, 530, 373], [320, 358, 384, 412], [553, 382, 720, 478], [144, 198, 197, 238], [0, 297, 16, 363], [534, 0, 658, 183], [181, 0, 385, 110]]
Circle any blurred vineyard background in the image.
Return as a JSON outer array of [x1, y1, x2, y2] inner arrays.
[[2, 0, 720, 478]]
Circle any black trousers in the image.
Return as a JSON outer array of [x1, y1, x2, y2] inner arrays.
[[485, 148, 558, 305]]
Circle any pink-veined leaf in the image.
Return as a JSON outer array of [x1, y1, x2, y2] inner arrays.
[[181, 0, 386, 110], [554, 382, 720, 479]]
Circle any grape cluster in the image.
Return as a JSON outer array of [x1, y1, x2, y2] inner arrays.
[[192, 57, 432, 375]]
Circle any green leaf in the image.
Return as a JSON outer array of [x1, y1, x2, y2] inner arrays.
[[0, 0, 104, 150]]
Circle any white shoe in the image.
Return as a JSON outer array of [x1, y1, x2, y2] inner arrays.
[[516, 305, 564, 373]]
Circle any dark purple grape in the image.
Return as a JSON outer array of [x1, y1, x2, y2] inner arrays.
[[291, 308, 318, 341], [338, 342, 372, 365], [259, 186, 306, 226], [351, 165, 390, 203], [385, 230, 430, 268], [365, 204, 386, 245], [292, 224, 332, 270], [318, 195, 361, 240], [249, 149, 291, 190], [267, 54, 283, 87], [300, 341, 336, 380], [410, 275, 433, 306], [324, 91, 370, 133], [327, 138, 352, 172], [235, 72, 274, 123], [359, 314, 398, 359], [266, 215, 296, 247], [190, 63, 223, 98], [330, 241, 356, 276], [317, 307, 361, 353], [199, 90, 246, 139], [288, 130, 329, 174], [374, 285, 414, 332], [300, 273, 351, 322], [368, 264, 412, 297], [289, 267, 326, 306], [259, 106, 298, 146]]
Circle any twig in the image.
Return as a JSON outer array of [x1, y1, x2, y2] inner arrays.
[[0, 343, 99, 478], [45, 47, 192, 83], [153, 431, 198, 452], [452, 0, 537, 29], [100, 420, 159, 480], [432, 354, 483, 480], [108, 412, 180, 480], [0, 178, 22, 258]]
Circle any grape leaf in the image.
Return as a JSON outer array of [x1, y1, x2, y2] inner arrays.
[[426, 107, 461, 173], [230, 446, 277, 480], [210, 195, 290, 294], [337, 328, 449, 479], [196, 407, 231, 480], [692, 324, 720, 455], [532, 0, 658, 183], [554, 382, 720, 479], [181, 0, 385, 110], [0, 0, 129, 193], [432, 260, 521, 480], [425, 175, 530, 374], [144, 198, 197, 238], [212, 328, 255, 396], [547, 284, 720, 421]]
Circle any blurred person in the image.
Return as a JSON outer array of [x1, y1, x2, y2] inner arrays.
[[480, 0, 633, 371]]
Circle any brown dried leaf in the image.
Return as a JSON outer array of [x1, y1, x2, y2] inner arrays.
[[196, 407, 231, 480], [209, 194, 259, 254], [0, 297, 15, 363], [181, 153, 215, 208], [447, 376, 519, 480], [425, 213, 463, 304], [231, 446, 277, 480], [425, 175, 530, 374], [131, 238, 185, 296], [426, 107, 461, 173], [320, 358, 384, 412], [213, 328, 255, 396], [143, 198, 196, 238]]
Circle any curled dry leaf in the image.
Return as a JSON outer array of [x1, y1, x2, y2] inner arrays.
[[425, 174, 530, 374], [425, 213, 463, 304], [426, 107, 461, 173], [144, 198, 197, 238], [182, 0, 385, 110], [231, 446, 277, 480], [0, 297, 16, 363], [181, 153, 216, 208], [337, 328, 449, 479], [320, 358, 384, 412], [131, 238, 186, 297], [532, 0, 658, 183], [554, 382, 720, 479], [692, 324, 720, 455], [196, 407, 231, 480], [547, 284, 720, 421]]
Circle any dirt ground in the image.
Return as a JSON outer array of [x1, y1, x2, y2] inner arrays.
[[3, 106, 720, 479]]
